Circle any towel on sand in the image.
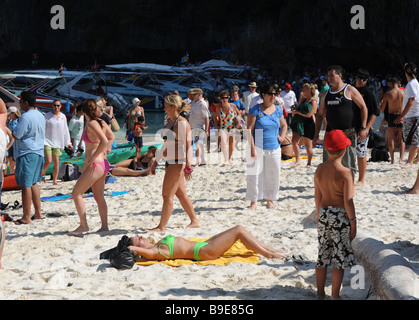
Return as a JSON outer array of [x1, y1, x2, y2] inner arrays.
[[135, 239, 260, 267], [41, 191, 129, 202]]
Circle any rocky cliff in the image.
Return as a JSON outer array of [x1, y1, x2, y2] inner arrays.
[[1, 0, 418, 76]]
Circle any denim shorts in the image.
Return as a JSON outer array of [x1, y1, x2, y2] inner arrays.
[[15, 153, 44, 187]]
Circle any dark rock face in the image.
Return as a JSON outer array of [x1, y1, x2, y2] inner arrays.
[[1, 0, 418, 75]]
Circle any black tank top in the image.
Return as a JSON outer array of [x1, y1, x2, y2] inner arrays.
[[324, 84, 354, 131]]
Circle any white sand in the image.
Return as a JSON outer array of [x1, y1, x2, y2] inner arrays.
[[0, 139, 418, 300]]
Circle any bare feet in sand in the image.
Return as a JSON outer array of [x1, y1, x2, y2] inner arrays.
[[249, 201, 257, 210], [405, 187, 419, 195], [266, 200, 275, 209], [69, 226, 89, 236], [186, 221, 201, 229], [291, 161, 301, 168]]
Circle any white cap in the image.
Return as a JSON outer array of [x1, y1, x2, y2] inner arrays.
[[7, 107, 18, 114], [132, 98, 141, 105]]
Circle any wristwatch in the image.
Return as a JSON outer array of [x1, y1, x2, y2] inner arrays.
[[361, 126, 367, 130]]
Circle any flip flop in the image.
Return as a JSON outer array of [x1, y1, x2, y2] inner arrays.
[[31, 215, 45, 221], [14, 219, 28, 225]]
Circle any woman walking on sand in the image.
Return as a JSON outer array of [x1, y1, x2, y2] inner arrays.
[[148, 94, 200, 233], [246, 84, 288, 210], [69, 99, 115, 236]]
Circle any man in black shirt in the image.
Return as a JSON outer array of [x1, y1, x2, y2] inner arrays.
[[314, 65, 368, 173], [353, 69, 380, 186]]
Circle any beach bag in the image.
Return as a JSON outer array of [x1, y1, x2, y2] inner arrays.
[[233, 114, 246, 129], [126, 129, 134, 142], [111, 117, 120, 132], [369, 147, 389, 162], [58, 163, 82, 181], [108, 236, 139, 270]]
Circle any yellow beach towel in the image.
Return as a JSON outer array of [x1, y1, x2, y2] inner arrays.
[[282, 155, 315, 162], [135, 239, 260, 267]]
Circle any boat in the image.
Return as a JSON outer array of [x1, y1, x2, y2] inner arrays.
[[0, 86, 20, 109], [0, 73, 76, 117], [55, 72, 163, 115]]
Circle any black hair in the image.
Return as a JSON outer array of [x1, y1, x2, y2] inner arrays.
[[327, 65, 344, 75], [404, 62, 417, 78], [20, 91, 36, 107], [259, 83, 277, 95], [356, 68, 370, 80]]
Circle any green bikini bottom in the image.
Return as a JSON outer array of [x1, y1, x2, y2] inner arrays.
[[194, 241, 209, 261], [158, 235, 208, 261]]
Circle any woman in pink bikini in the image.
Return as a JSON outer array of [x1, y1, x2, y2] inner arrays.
[[69, 99, 115, 236]]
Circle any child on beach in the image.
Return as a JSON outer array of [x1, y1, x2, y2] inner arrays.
[[133, 116, 148, 157], [314, 129, 357, 299]]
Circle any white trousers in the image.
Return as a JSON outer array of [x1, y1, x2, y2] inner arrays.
[[246, 146, 281, 201]]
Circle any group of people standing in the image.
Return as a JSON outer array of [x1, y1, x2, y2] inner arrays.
[[1, 61, 418, 299]]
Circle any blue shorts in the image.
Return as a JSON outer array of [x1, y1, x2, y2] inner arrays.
[[15, 153, 44, 187]]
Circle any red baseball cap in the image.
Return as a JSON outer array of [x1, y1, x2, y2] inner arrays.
[[285, 83, 292, 89], [324, 130, 352, 151]]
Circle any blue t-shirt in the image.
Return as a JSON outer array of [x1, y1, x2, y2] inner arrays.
[[13, 109, 46, 158], [232, 99, 245, 112], [250, 104, 283, 150]]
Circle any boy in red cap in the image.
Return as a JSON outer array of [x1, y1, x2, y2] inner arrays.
[[314, 130, 357, 299]]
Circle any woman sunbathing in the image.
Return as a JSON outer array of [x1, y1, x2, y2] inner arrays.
[[110, 146, 157, 177], [128, 225, 288, 261]]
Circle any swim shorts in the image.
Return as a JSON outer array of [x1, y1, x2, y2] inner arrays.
[[356, 135, 369, 158], [316, 207, 356, 269], [402, 117, 419, 147], [15, 153, 44, 187], [388, 113, 403, 128], [44, 145, 62, 156]]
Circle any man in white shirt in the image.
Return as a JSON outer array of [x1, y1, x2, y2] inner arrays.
[[189, 88, 210, 166], [42, 99, 72, 185], [395, 62, 419, 168], [281, 83, 297, 125], [242, 82, 259, 114], [68, 104, 85, 156]]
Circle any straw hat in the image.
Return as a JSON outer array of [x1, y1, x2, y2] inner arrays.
[[249, 82, 257, 88], [8, 106, 21, 117]]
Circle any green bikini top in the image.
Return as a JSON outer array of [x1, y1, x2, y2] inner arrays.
[[158, 235, 175, 259], [158, 234, 209, 261]]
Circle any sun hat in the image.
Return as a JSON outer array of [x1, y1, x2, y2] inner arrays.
[[249, 82, 257, 87], [7, 107, 21, 117], [324, 130, 352, 151], [132, 98, 141, 105]]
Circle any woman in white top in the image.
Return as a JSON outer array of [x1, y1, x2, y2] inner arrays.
[[128, 98, 145, 132], [42, 99, 72, 185]]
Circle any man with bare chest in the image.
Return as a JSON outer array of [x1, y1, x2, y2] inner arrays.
[[380, 77, 405, 164]]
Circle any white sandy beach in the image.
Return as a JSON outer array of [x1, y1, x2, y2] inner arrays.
[[0, 136, 418, 300]]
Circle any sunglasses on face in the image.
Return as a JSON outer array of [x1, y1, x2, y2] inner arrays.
[[265, 92, 277, 96], [221, 97, 229, 99]]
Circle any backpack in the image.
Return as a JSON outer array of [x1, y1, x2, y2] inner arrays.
[[58, 163, 82, 181], [369, 146, 390, 162]]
